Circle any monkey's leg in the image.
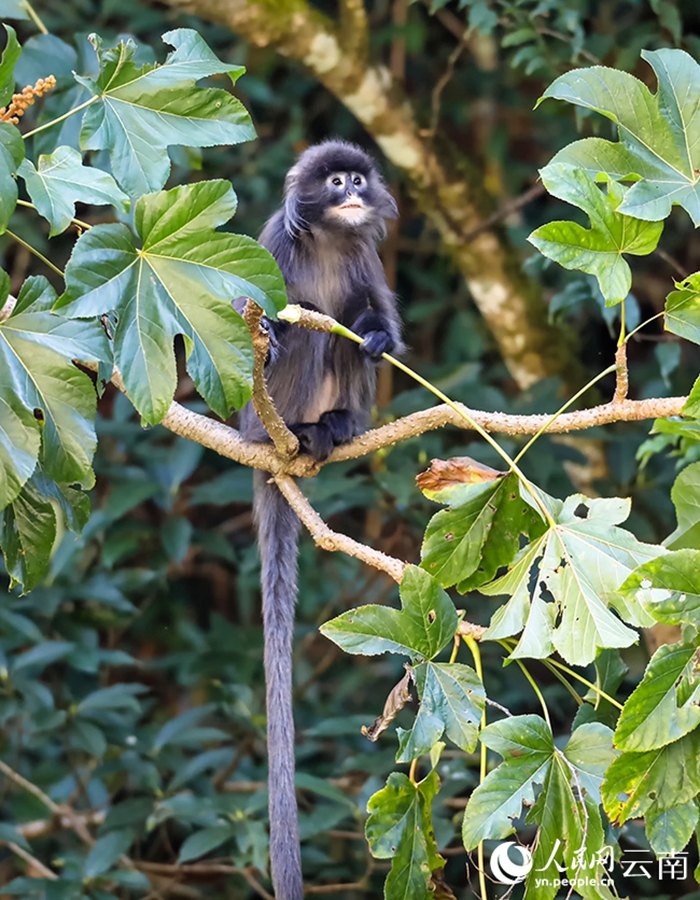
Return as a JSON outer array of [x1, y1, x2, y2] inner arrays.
[[290, 422, 335, 462], [318, 409, 357, 444]]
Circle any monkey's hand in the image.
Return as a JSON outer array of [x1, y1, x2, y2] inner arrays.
[[352, 310, 395, 362]]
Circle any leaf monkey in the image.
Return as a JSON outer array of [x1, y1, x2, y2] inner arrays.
[[238, 141, 403, 900]]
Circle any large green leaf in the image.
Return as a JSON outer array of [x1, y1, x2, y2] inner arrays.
[[0, 1, 29, 19], [613, 642, 700, 752], [421, 473, 544, 592], [0, 25, 21, 106], [76, 29, 255, 197], [666, 462, 700, 550], [0, 274, 108, 507], [0, 469, 90, 592], [366, 770, 443, 900], [529, 168, 663, 305], [538, 49, 700, 225], [0, 121, 23, 233], [645, 800, 698, 856], [18, 146, 129, 236], [57, 180, 286, 424], [602, 728, 700, 825], [619, 549, 700, 626], [396, 662, 484, 761], [320, 565, 457, 662], [664, 272, 700, 345], [482, 494, 662, 666]]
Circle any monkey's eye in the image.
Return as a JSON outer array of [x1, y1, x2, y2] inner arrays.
[[332, 177, 343, 186], [353, 176, 364, 186]]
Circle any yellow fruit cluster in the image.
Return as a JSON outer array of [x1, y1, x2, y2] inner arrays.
[[0, 75, 57, 124]]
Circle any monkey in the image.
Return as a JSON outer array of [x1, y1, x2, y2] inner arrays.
[[238, 140, 402, 900]]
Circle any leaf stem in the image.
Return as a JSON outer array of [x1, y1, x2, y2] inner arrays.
[[16, 199, 92, 231], [513, 657, 551, 729], [540, 659, 583, 706], [22, 95, 98, 139], [624, 309, 665, 344], [618, 297, 626, 347], [408, 758, 418, 785], [21, 0, 48, 34], [464, 635, 488, 900], [513, 363, 617, 464], [449, 635, 460, 664], [333, 323, 556, 528], [545, 657, 624, 711], [6, 230, 64, 277]]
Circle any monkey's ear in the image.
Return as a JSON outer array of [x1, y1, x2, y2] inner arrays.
[[283, 165, 306, 237], [379, 188, 399, 220]]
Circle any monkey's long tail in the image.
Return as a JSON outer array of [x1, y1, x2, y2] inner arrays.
[[254, 470, 304, 900]]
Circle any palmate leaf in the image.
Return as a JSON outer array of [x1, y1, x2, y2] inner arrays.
[[619, 549, 700, 626], [366, 769, 443, 900], [481, 493, 663, 666], [0, 121, 23, 233], [0, 468, 90, 592], [18, 146, 129, 236], [76, 29, 255, 198], [665, 461, 700, 550], [537, 49, 700, 225], [320, 566, 457, 662], [56, 180, 285, 425], [664, 272, 700, 345], [396, 661, 485, 761], [421, 473, 545, 592], [528, 168, 663, 304], [0, 273, 108, 509]]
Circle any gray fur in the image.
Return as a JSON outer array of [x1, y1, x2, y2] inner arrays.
[[239, 141, 402, 900]]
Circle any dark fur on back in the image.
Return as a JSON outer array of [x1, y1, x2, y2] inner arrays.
[[239, 141, 401, 900]]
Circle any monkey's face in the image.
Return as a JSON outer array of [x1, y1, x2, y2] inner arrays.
[[323, 171, 373, 227]]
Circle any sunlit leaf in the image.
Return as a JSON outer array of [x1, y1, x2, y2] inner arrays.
[[76, 29, 255, 197], [664, 273, 700, 345], [0, 25, 21, 106], [537, 49, 700, 225], [57, 180, 286, 424], [0, 121, 23, 233], [619, 549, 700, 626], [529, 167, 663, 305], [666, 462, 700, 550], [18, 146, 129, 236]]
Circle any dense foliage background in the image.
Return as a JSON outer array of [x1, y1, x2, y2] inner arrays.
[[1, 1, 700, 898]]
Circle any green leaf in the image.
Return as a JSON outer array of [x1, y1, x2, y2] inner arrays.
[[603, 729, 700, 826], [645, 800, 697, 855], [12, 639, 75, 674], [397, 662, 485, 761], [177, 824, 235, 863], [683, 375, 700, 416], [537, 49, 700, 225], [619, 549, 700, 626], [0, 275, 108, 497], [77, 683, 149, 716], [666, 462, 700, 550], [57, 180, 287, 423], [665, 272, 700, 345], [0, 1, 29, 20], [320, 565, 457, 662], [421, 474, 543, 591], [84, 828, 135, 878], [0, 25, 21, 107], [18, 146, 129, 236], [366, 771, 443, 900], [482, 494, 661, 666], [0, 121, 23, 233], [529, 167, 663, 305], [152, 703, 216, 753], [0, 470, 89, 591], [613, 642, 700, 752], [77, 29, 255, 197], [462, 715, 554, 848]]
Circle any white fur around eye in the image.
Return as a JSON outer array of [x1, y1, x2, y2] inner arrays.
[[326, 172, 346, 188]]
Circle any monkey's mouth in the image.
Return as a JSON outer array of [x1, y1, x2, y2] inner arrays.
[[337, 201, 365, 211]]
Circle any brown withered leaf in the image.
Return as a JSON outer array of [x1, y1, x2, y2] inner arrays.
[[429, 867, 457, 900], [361, 669, 414, 742], [417, 456, 506, 504]]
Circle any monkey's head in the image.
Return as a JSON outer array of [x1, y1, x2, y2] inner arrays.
[[283, 140, 398, 239]]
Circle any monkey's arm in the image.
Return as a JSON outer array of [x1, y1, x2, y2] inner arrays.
[[350, 251, 404, 361]]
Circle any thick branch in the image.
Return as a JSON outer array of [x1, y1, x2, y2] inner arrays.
[[274, 474, 407, 582], [160, 0, 580, 389], [90, 363, 687, 476]]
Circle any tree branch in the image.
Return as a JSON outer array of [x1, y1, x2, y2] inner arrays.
[[160, 0, 582, 390], [273, 474, 407, 582], [242, 299, 299, 458]]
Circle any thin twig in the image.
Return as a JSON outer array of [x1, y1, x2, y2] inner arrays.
[[428, 33, 468, 139], [0, 759, 61, 814], [462, 182, 546, 243], [274, 474, 407, 582], [4, 841, 58, 879]]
